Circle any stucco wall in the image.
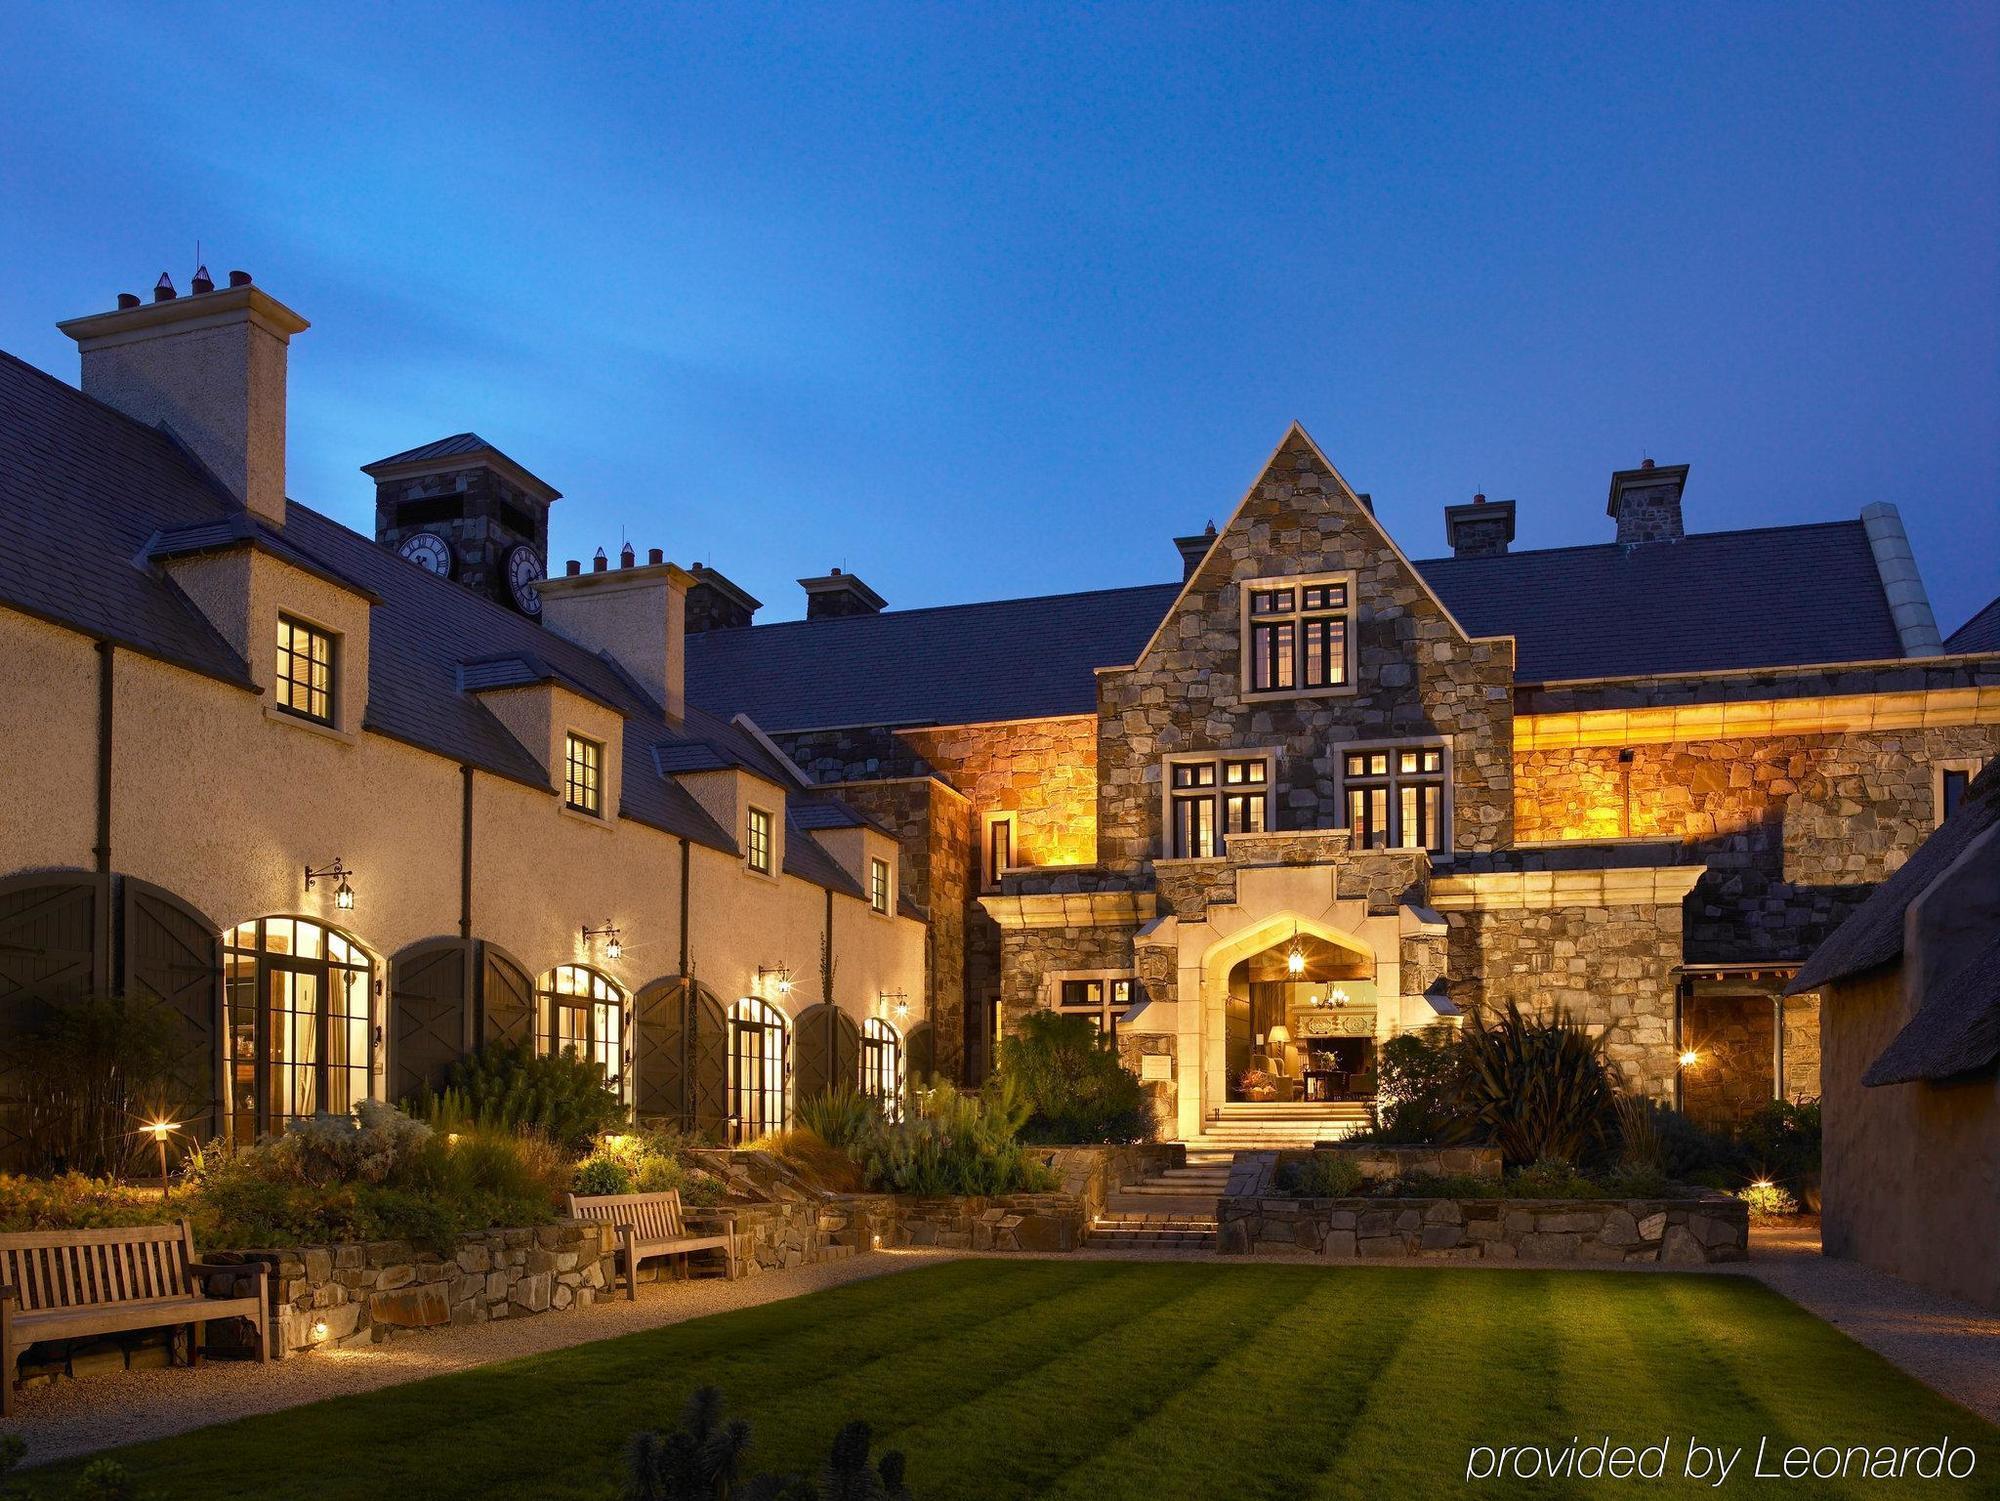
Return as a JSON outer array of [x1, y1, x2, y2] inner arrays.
[[0, 610, 100, 871], [1821, 968, 2000, 1311]]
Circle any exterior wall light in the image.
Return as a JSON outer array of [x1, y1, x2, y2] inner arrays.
[[311, 1319, 330, 1343], [583, 921, 623, 961], [757, 964, 794, 998], [1678, 1048, 1700, 1069], [306, 859, 355, 911], [880, 990, 911, 1021]]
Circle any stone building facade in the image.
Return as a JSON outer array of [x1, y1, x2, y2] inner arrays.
[[689, 428, 1999, 1141]]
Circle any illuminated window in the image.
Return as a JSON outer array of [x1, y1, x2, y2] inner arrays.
[[1241, 573, 1352, 697], [860, 1017, 904, 1119], [1057, 977, 1134, 1042], [747, 806, 774, 874], [564, 733, 603, 816], [1341, 743, 1449, 853], [540, 965, 625, 1098], [224, 917, 371, 1140], [1166, 753, 1271, 857], [870, 857, 891, 914], [274, 615, 336, 724], [1936, 759, 1983, 825], [729, 996, 789, 1141], [983, 814, 1014, 892]]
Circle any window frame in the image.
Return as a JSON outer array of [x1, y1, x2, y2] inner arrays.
[[1935, 758, 1984, 826], [1334, 737, 1453, 854], [223, 916, 373, 1141], [1050, 972, 1137, 1044], [859, 1017, 904, 1120], [1159, 749, 1278, 859], [1237, 570, 1357, 702], [274, 613, 338, 726], [869, 856, 892, 915], [728, 996, 790, 1141], [981, 812, 1015, 892], [538, 964, 628, 1101], [563, 732, 605, 818], [746, 805, 775, 876]]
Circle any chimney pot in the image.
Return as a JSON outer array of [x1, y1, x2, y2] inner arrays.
[[152, 273, 176, 302], [191, 265, 214, 295], [648, 547, 664, 566], [619, 541, 635, 569], [1640, 457, 1655, 470], [566, 559, 581, 577], [228, 269, 252, 288], [830, 566, 842, 576], [116, 292, 140, 310], [1473, 491, 1486, 505], [592, 548, 608, 573]]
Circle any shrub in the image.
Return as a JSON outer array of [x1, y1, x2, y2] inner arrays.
[[0, 1173, 177, 1233], [1613, 1093, 1664, 1170], [1376, 1172, 1508, 1200], [1734, 1099, 1821, 1194], [574, 1154, 634, 1196], [1372, 1026, 1466, 1143], [410, 1042, 628, 1151], [623, 1386, 911, 1501], [1596, 1163, 1673, 1199], [752, 1128, 865, 1194], [1737, 1179, 1801, 1221], [1000, 1012, 1155, 1145], [1273, 1152, 1364, 1198], [572, 1128, 725, 1207], [16, 993, 183, 1178], [860, 1078, 1057, 1197], [796, 1085, 883, 1156], [1507, 1157, 1600, 1199], [1455, 1004, 1621, 1167]]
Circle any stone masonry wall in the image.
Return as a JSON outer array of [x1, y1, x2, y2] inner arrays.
[[1095, 430, 1517, 873], [1514, 725, 2000, 962], [997, 922, 1138, 1031], [1443, 902, 1683, 1098]]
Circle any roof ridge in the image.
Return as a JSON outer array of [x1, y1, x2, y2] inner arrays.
[[701, 578, 1183, 636], [1411, 517, 1868, 567]]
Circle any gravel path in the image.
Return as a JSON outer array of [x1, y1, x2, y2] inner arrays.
[[4, 1250, 958, 1468], [7, 1226, 1994, 1467]]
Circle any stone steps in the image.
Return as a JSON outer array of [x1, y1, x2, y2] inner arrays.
[[1086, 1211, 1219, 1252]]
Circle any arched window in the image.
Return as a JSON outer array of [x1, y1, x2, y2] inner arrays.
[[728, 997, 789, 1142], [540, 965, 627, 1100], [860, 1017, 904, 1120], [223, 917, 373, 1140]]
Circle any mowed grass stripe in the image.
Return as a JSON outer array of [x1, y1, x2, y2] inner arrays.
[[1038, 1267, 1445, 1501], [1305, 1270, 1583, 1500], [864, 1269, 1285, 1499], [71, 1260, 1090, 1501]]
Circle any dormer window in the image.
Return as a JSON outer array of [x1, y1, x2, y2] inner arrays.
[[747, 805, 774, 875], [274, 615, 336, 724], [1241, 572, 1353, 698], [870, 857, 891, 914], [564, 732, 604, 817]]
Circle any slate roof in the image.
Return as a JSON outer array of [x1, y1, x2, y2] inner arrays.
[[0, 351, 871, 898], [1790, 759, 2000, 1085], [1945, 594, 2000, 655], [364, 432, 498, 469], [685, 524, 1907, 730]]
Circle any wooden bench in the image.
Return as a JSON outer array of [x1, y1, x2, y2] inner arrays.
[[566, 1190, 735, 1299], [1, 1219, 268, 1417]]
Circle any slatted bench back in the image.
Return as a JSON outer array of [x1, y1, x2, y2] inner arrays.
[[0, 1221, 194, 1312], [567, 1190, 686, 1242]]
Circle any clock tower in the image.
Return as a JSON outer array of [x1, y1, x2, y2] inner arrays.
[[366, 434, 559, 617]]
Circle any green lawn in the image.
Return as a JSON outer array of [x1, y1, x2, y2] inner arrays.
[[22, 1261, 1999, 1500]]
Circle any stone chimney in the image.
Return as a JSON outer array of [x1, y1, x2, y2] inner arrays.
[[540, 552, 692, 719], [1607, 459, 1688, 545], [58, 269, 307, 528], [684, 563, 762, 633], [800, 569, 886, 620], [1173, 523, 1217, 581], [1444, 493, 1516, 558]]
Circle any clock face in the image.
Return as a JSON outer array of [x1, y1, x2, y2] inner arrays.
[[397, 531, 453, 577], [506, 544, 545, 616]]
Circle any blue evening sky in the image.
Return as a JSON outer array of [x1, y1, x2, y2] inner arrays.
[[2, 3, 1994, 634]]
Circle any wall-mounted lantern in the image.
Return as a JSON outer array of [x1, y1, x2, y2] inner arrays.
[[879, 990, 911, 1021], [582, 921, 623, 961], [305, 858, 355, 911], [757, 963, 794, 998]]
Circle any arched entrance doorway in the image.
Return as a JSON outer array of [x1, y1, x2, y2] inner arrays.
[[1198, 915, 1379, 1112], [223, 916, 374, 1140]]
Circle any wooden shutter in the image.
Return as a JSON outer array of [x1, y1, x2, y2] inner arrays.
[[633, 978, 686, 1122], [905, 1021, 935, 1085], [478, 943, 535, 1052], [0, 875, 104, 1170], [120, 879, 222, 1143], [391, 939, 472, 1101], [793, 1003, 861, 1106], [688, 983, 729, 1139]]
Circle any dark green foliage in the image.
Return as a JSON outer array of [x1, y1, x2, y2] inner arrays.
[[17, 994, 182, 1178], [1369, 1026, 1467, 1143], [1506, 1157, 1598, 1198], [409, 1042, 628, 1151], [623, 1388, 910, 1501], [1273, 1152, 1364, 1198], [1454, 1004, 1621, 1167], [999, 1013, 1154, 1145], [796, 1086, 884, 1156], [1733, 1099, 1821, 1199], [859, 1079, 1058, 1196]]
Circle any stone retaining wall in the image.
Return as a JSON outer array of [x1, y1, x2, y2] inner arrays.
[[211, 1220, 618, 1355], [1218, 1193, 1747, 1263]]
